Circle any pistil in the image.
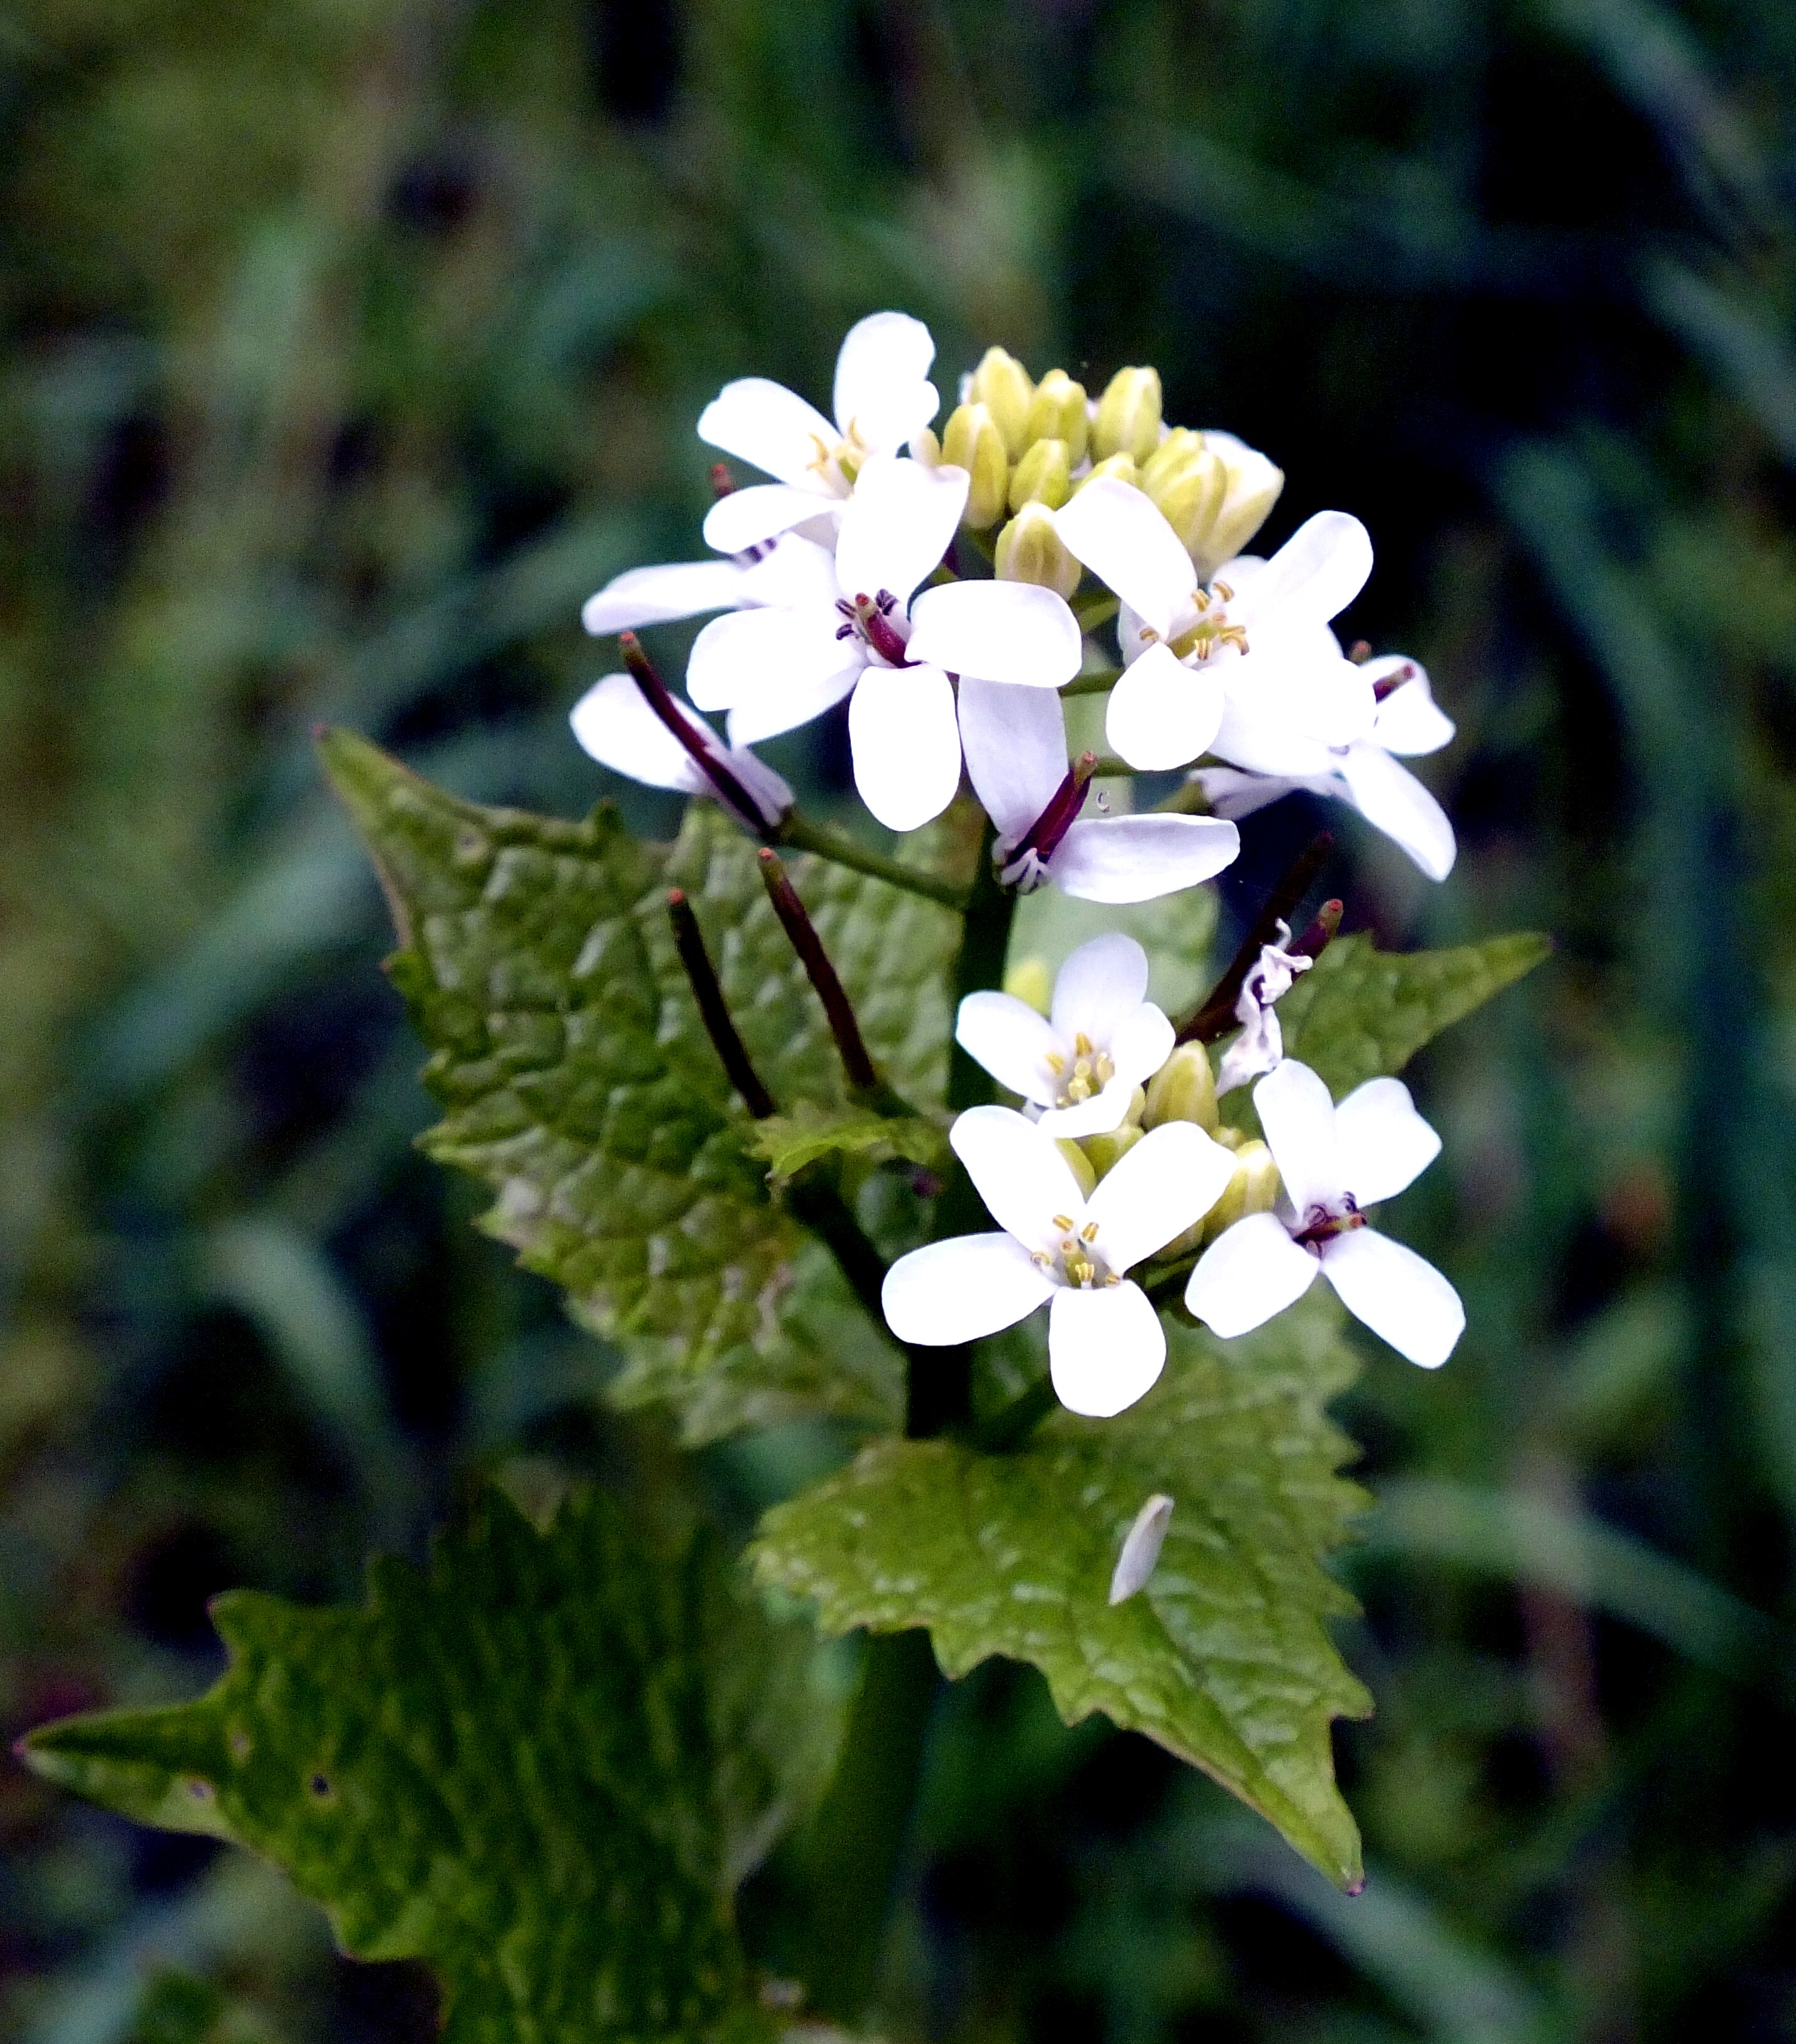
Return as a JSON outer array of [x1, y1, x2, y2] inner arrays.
[[1003, 751, 1098, 884]]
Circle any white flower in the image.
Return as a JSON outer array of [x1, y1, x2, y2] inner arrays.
[[1108, 1494, 1174, 1604], [696, 311, 942, 555], [686, 459, 1083, 833], [884, 1106, 1238, 1415], [1055, 477, 1376, 773], [957, 676, 1239, 902], [1194, 655, 1457, 880], [1184, 1059, 1463, 1368], [1213, 923, 1311, 1097], [579, 529, 842, 638], [569, 673, 792, 829], [956, 932, 1174, 1137]]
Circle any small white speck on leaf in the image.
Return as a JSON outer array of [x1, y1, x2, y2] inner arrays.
[[1108, 1494, 1175, 1605]]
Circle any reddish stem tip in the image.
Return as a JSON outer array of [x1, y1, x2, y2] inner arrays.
[[668, 889, 686, 907]]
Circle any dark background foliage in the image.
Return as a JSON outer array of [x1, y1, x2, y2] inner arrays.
[[6, 0, 1796, 2035]]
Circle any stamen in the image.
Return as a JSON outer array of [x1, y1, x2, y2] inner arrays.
[[1044, 1051, 1066, 1075], [1051, 1214, 1073, 1231], [1073, 1032, 1093, 1055], [619, 633, 767, 833], [757, 850, 880, 1093], [1214, 579, 1235, 602], [666, 892, 777, 1119], [1081, 1222, 1099, 1244]]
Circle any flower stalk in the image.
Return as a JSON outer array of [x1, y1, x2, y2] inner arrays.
[[619, 631, 770, 830], [666, 890, 778, 1118], [758, 849, 884, 1096]]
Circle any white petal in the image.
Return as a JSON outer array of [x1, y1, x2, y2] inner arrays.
[[1050, 816, 1240, 903], [1054, 478, 1196, 639], [698, 376, 840, 486], [954, 993, 1065, 1107], [1231, 510, 1372, 630], [835, 455, 969, 607], [1210, 693, 1343, 780], [1319, 1226, 1463, 1368], [958, 676, 1069, 840], [1050, 1282, 1166, 1417], [1190, 767, 1295, 821], [720, 746, 796, 825], [1368, 664, 1455, 755], [950, 1104, 1086, 1251], [1252, 1059, 1343, 1219], [703, 483, 831, 555], [1242, 642, 1378, 749], [1184, 1213, 1319, 1336], [1105, 642, 1226, 771], [849, 662, 963, 832], [1338, 745, 1457, 881], [1085, 1120, 1239, 1272], [1107, 1003, 1175, 1090], [581, 560, 748, 636], [735, 532, 844, 609], [833, 311, 940, 452], [1108, 1494, 1175, 1604], [725, 663, 859, 746], [686, 604, 860, 713], [1034, 1074, 1143, 1138], [882, 1234, 1055, 1345], [569, 674, 708, 793], [1049, 931, 1151, 1045], [906, 580, 1081, 688], [1334, 1076, 1442, 1207]]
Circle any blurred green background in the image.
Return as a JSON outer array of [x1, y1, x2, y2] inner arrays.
[[7, 0, 1796, 2036]]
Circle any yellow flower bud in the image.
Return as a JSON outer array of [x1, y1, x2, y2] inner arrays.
[[1080, 1121, 1143, 1180], [1055, 1138, 1098, 1201], [941, 401, 1009, 529], [1199, 1140, 1279, 1246], [1003, 956, 1053, 1014], [910, 424, 942, 467], [1092, 366, 1162, 465], [970, 346, 1036, 458], [1142, 428, 1284, 579], [994, 503, 1083, 600], [1142, 1043, 1219, 1133], [1024, 369, 1088, 465], [1008, 437, 1072, 512]]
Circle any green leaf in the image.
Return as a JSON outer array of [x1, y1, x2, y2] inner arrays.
[[1222, 931, 1550, 1125], [750, 1292, 1374, 1889], [24, 1487, 801, 2043], [748, 1103, 949, 1188]]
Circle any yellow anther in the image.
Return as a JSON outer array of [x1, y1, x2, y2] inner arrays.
[[1067, 1076, 1092, 1102], [1190, 587, 1210, 612], [1104, 1272, 1121, 1286], [1044, 1050, 1066, 1075], [1081, 1222, 1099, 1244], [1214, 579, 1234, 601], [1051, 1214, 1074, 1231], [1094, 1052, 1115, 1087], [1032, 1251, 1052, 1268], [1073, 1031, 1094, 1055]]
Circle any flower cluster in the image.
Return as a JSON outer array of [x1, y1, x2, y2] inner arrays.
[[571, 312, 1467, 1427]]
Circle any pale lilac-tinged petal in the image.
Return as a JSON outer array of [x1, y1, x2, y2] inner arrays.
[[882, 1234, 1055, 1345], [1055, 478, 1196, 639], [1185, 1214, 1319, 1336], [835, 455, 969, 607], [1107, 1002, 1175, 1090], [736, 533, 844, 609], [569, 674, 708, 793], [1319, 1227, 1463, 1368], [719, 745, 796, 825], [698, 377, 839, 486], [1190, 767, 1298, 821], [1253, 1059, 1343, 1219], [959, 676, 1068, 840], [832, 311, 939, 449], [1050, 1282, 1166, 1417], [1050, 815, 1241, 904], [581, 559, 748, 636], [1108, 1494, 1175, 1603], [1338, 745, 1457, 881], [725, 664, 859, 746], [1231, 509, 1373, 631], [1370, 666, 1455, 756], [1034, 1075, 1144, 1138], [1105, 641, 1226, 770], [1334, 1076, 1442, 1207], [702, 483, 831, 555], [950, 1105, 1085, 1252], [954, 992, 1065, 1107], [1085, 1120, 1239, 1273], [849, 661, 962, 832], [906, 580, 1081, 688], [1049, 931, 1152, 1045], [686, 603, 860, 713]]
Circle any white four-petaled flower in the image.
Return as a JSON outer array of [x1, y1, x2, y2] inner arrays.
[[1185, 1059, 1464, 1368], [686, 460, 1083, 833], [884, 1106, 1237, 1417], [956, 932, 1174, 1137]]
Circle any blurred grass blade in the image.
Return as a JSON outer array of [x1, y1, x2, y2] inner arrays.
[[1642, 256, 1796, 466]]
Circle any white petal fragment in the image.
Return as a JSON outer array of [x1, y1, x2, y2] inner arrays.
[[724, 661, 860, 747], [1050, 1281, 1166, 1417], [1049, 931, 1151, 1046], [1105, 641, 1226, 771], [1085, 1120, 1238, 1273], [954, 992, 1065, 1107], [1184, 1212, 1319, 1337], [1232, 509, 1373, 629], [1108, 1494, 1175, 1604], [907, 579, 1082, 688], [835, 455, 969, 607], [581, 559, 748, 636], [1252, 1058, 1343, 1219], [1107, 1003, 1177, 1091], [1319, 1226, 1464, 1368], [1033, 1076, 1145, 1138], [882, 1234, 1056, 1345], [849, 662, 963, 832], [1334, 1076, 1442, 1207], [1050, 815, 1241, 903], [702, 483, 834, 555], [949, 1105, 1085, 1250], [958, 676, 1069, 840], [698, 377, 840, 487], [1055, 478, 1197, 639], [1339, 746, 1457, 881], [569, 674, 707, 793]]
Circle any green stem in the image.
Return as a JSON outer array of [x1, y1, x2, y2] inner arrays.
[[777, 811, 969, 911]]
